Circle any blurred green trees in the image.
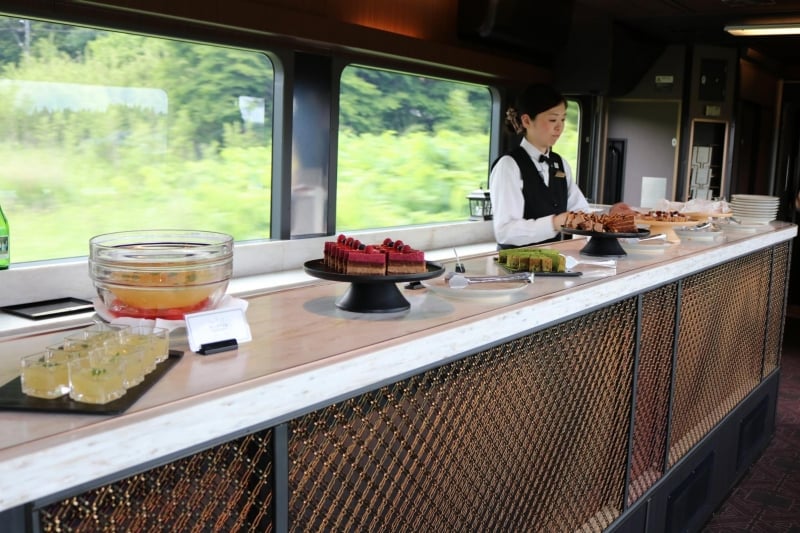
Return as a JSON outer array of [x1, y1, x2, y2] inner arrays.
[[0, 18, 579, 262]]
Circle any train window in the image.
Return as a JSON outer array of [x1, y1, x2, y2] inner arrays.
[[336, 65, 492, 231], [0, 17, 274, 263], [554, 99, 581, 183]]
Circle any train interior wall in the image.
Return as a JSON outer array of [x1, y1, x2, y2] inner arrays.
[[24, 0, 800, 309]]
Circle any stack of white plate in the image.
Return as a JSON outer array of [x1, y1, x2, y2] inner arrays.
[[730, 194, 780, 225]]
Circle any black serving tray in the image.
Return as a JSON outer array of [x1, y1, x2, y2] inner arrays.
[[560, 227, 650, 257], [0, 350, 183, 415], [1, 297, 94, 320], [304, 259, 444, 313]]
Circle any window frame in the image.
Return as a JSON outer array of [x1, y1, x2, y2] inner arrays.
[[331, 61, 499, 233], [0, 6, 551, 318]]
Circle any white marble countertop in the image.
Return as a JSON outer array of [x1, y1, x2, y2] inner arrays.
[[0, 222, 795, 512]]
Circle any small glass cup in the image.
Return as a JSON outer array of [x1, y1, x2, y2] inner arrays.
[[150, 327, 170, 365], [61, 334, 101, 360], [122, 326, 170, 373], [66, 324, 128, 356], [20, 352, 71, 399], [44, 343, 68, 362], [81, 323, 130, 348], [109, 337, 148, 388], [68, 350, 127, 404]]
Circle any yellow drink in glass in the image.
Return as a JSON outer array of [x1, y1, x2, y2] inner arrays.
[[20, 352, 70, 399], [68, 352, 126, 404], [61, 335, 101, 360], [45, 344, 71, 365], [113, 335, 149, 387], [150, 327, 170, 364], [81, 323, 129, 349], [123, 326, 170, 373], [122, 328, 157, 373]]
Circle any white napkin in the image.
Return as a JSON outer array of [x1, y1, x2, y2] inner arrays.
[[682, 198, 731, 214], [651, 198, 731, 214]]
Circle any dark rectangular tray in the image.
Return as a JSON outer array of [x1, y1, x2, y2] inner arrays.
[[0, 350, 183, 415], [1, 297, 94, 320]]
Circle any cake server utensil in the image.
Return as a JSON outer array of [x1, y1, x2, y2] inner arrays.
[[561, 255, 617, 269], [447, 272, 532, 289], [453, 248, 466, 273], [637, 233, 666, 241]]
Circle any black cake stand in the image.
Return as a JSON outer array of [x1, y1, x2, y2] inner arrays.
[[559, 227, 650, 257], [303, 259, 445, 313]]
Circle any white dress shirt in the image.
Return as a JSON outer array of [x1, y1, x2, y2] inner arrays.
[[489, 138, 590, 246]]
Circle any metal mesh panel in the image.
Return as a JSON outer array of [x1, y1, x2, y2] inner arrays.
[[288, 299, 638, 533], [668, 251, 771, 465], [764, 242, 790, 375], [29, 244, 790, 533], [38, 430, 275, 532], [627, 284, 677, 505]]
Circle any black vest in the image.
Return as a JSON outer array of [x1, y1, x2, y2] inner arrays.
[[495, 146, 569, 249]]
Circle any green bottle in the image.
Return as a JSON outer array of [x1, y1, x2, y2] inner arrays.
[[0, 203, 8, 269]]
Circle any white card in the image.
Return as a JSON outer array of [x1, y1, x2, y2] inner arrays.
[[185, 307, 252, 353]]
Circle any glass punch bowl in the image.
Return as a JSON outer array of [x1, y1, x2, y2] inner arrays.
[[89, 230, 233, 320]]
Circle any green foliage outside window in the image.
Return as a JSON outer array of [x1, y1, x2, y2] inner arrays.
[[0, 18, 582, 263], [337, 66, 581, 231], [337, 66, 493, 230], [0, 20, 273, 262]]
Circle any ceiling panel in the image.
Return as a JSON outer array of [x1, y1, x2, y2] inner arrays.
[[576, 0, 800, 67]]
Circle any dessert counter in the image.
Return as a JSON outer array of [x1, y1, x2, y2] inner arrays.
[[0, 222, 795, 532]]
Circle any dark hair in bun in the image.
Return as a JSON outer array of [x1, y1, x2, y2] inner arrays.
[[504, 84, 567, 135], [517, 84, 567, 118]]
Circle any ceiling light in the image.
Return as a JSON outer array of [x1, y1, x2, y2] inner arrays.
[[725, 23, 800, 36]]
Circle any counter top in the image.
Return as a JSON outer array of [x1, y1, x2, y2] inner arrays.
[[0, 222, 795, 512]]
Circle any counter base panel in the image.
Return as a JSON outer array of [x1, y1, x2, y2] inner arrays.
[[36, 430, 277, 532], [612, 370, 778, 533], [14, 243, 788, 533]]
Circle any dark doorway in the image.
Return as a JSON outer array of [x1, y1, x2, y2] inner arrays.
[[604, 138, 626, 204], [733, 101, 760, 195], [606, 100, 679, 205], [776, 83, 800, 312]]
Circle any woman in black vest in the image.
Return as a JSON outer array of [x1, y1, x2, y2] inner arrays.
[[490, 84, 630, 249]]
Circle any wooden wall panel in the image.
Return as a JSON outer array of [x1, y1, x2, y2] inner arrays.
[[72, 0, 547, 82]]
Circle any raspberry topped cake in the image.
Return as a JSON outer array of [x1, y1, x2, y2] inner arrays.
[[323, 234, 426, 275], [345, 244, 386, 275], [324, 234, 356, 271], [382, 239, 426, 275]]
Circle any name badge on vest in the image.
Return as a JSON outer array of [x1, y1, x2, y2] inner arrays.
[[553, 160, 566, 179]]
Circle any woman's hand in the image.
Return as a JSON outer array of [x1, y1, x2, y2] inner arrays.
[[552, 212, 568, 230]]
